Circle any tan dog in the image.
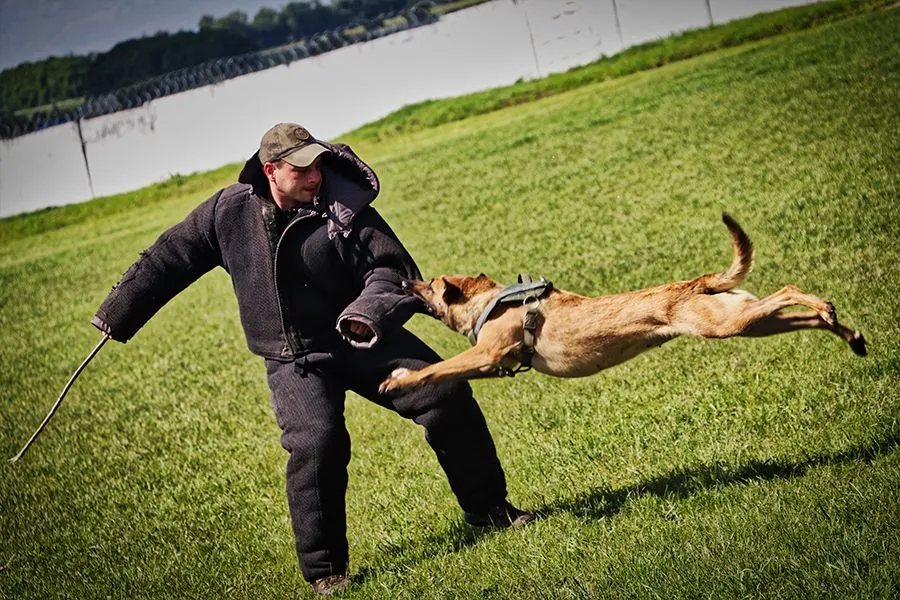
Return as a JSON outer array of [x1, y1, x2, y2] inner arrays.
[[379, 214, 866, 394]]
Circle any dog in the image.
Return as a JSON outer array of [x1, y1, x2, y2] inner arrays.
[[379, 213, 866, 394]]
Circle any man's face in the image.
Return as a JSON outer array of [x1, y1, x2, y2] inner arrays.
[[266, 158, 323, 205]]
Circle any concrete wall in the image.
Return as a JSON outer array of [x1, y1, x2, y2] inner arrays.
[[0, 0, 816, 217]]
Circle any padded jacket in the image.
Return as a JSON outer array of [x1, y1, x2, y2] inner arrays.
[[92, 142, 424, 360]]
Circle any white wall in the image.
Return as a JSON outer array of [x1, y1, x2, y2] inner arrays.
[[0, 0, 817, 217], [0, 122, 94, 216]]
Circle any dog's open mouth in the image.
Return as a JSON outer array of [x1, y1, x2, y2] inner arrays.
[[401, 279, 436, 315]]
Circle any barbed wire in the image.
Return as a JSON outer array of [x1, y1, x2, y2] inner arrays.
[[0, 2, 441, 139]]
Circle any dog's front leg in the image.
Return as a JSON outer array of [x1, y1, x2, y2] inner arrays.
[[378, 344, 518, 394]]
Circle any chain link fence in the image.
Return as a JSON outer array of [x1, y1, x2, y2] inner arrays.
[[0, 2, 442, 139]]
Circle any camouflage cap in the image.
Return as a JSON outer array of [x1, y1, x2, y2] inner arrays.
[[258, 123, 330, 167]]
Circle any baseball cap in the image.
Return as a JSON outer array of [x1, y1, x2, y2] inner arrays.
[[258, 123, 330, 167]]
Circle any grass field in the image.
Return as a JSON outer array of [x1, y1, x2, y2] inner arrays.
[[1, 6, 899, 600]]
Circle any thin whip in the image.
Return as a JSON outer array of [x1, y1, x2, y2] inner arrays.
[[9, 334, 110, 463]]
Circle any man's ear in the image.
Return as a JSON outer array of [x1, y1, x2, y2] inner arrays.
[[441, 278, 462, 303]]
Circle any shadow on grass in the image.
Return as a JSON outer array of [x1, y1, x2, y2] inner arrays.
[[540, 430, 899, 521], [354, 430, 898, 585], [353, 518, 499, 585]]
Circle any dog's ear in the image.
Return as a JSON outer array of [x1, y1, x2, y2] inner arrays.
[[440, 278, 463, 304], [477, 273, 487, 279]]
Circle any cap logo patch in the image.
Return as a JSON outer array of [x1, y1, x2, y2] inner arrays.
[[293, 127, 311, 142]]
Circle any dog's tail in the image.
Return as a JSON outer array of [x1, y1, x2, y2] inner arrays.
[[694, 213, 754, 294]]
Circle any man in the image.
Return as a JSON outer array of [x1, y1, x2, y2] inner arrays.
[[92, 123, 533, 595]]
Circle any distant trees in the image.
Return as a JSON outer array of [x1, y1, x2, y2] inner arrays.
[[0, 56, 88, 115], [82, 29, 259, 95], [277, 2, 342, 39], [250, 8, 291, 48], [194, 0, 413, 45], [1, 0, 440, 116]]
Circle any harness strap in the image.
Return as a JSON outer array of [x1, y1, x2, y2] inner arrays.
[[468, 274, 552, 376], [516, 273, 539, 370], [468, 277, 552, 344], [517, 300, 541, 371]]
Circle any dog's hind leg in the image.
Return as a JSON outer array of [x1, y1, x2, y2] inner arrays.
[[758, 285, 837, 324], [681, 285, 865, 355], [739, 310, 867, 356]]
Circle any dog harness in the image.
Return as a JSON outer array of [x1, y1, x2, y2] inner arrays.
[[468, 274, 553, 374]]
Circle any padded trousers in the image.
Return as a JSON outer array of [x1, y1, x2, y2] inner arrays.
[[265, 328, 508, 582]]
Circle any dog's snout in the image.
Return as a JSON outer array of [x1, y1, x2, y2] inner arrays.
[[401, 279, 413, 292]]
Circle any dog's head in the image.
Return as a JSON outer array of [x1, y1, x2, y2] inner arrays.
[[403, 274, 501, 333]]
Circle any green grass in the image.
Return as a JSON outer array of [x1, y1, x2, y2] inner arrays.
[[12, 97, 85, 118], [0, 166, 238, 246], [433, 0, 492, 15], [2, 8, 899, 600], [348, 0, 895, 142]]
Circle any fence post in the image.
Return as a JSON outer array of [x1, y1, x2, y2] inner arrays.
[[75, 118, 95, 199], [611, 0, 624, 52], [514, 0, 542, 79]]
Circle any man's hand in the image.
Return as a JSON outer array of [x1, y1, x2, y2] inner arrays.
[[337, 316, 378, 348], [347, 320, 374, 341]]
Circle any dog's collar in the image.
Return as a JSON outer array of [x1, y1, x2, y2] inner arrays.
[[468, 275, 553, 346]]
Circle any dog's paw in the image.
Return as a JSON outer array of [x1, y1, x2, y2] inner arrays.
[[389, 367, 411, 380], [849, 331, 867, 357], [378, 368, 413, 395], [822, 302, 838, 327]]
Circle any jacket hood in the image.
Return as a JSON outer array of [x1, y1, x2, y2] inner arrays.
[[238, 140, 380, 239]]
